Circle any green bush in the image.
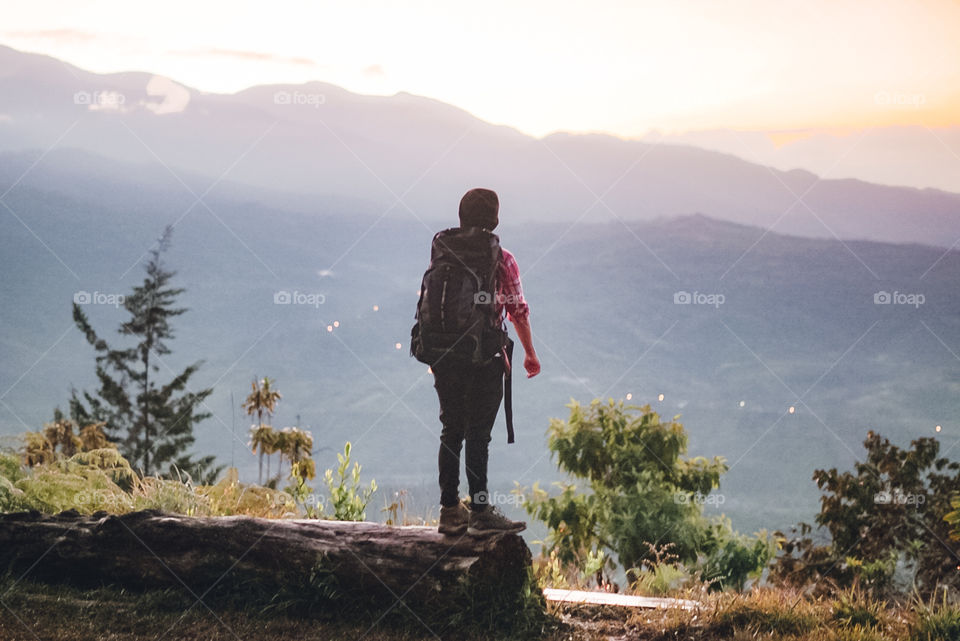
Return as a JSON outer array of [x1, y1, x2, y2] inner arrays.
[[521, 398, 773, 591], [321, 442, 377, 521], [770, 431, 960, 598]]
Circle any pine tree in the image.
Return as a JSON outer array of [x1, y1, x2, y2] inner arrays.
[[72, 226, 221, 481]]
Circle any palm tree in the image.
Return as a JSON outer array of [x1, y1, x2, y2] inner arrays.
[[79, 422, 110, 451], [247, 424, 275, 485], [242, 377, 282, 428], [264, 427, 282, 483], [42, 419, 82, 458], [243, 377, 282, 485], [22, 431, 54, 467], [273, 427, 314, 482]]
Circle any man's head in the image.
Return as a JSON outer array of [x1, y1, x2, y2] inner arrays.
[[458, 188, 499, 230]]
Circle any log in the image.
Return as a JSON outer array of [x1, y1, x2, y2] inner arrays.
[[0, 510, 536, 619]]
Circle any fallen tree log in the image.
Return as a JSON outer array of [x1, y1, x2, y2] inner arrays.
[[0, 509, 537, 621]]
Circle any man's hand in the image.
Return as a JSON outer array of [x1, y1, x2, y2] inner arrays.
[[510, 316, 540, 378], [524, 352, 541, 378]]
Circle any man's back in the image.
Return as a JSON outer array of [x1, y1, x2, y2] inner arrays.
[[423, 187, 540, 537]]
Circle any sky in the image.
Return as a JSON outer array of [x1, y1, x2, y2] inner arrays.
[[1, 0, 959, 138]]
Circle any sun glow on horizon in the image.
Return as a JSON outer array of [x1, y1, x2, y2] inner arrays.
[[1, 0, 958, 138]]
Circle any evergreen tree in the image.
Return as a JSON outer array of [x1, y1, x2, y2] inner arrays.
[[72, 226, 221, 482]]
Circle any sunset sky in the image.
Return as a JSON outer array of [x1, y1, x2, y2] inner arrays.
[[2, 0, 958, 138]]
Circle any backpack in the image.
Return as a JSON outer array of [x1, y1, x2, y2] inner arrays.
[[410, 226, 506, 366]]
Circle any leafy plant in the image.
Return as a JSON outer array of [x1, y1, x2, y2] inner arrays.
[[521, 398, 772, 590], [322, 442, 377, 521], [770, 431, 960, 598]]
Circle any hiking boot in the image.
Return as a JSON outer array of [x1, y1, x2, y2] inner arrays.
[[438, 502, 469, 536], [467, 505, 526, 536]]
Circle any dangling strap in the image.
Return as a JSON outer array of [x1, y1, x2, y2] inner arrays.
[[504, 337, 515, 444]]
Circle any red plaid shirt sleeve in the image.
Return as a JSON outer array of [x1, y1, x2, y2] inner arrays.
[[497, 248, 529, 323]]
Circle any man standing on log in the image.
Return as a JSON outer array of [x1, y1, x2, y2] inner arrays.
[[411, 188, 541, 536]]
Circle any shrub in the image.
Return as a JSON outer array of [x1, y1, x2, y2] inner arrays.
[[522, 398, 773, 590], [770, 431, 960, 598], [321, 442, 377, 521]]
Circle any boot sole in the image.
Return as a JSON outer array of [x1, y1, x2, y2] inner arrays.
[[438, 525, 468, 536]]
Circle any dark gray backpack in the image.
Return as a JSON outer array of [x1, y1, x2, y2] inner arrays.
[[410, 226, 506, 366]]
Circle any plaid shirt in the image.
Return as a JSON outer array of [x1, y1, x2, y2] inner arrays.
[[497, 248, 529, 323]]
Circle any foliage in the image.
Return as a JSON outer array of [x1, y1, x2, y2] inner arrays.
[[198, 467, 296, 518], [770, 431, 960, 598], [712, 588, 820, 637], [244, 377, 282, 484], [71, 225, 219, 480], [1, 440, 295, 518], [243, 378, 315, 493], [944, 492, 960, 541], [21, 415, 114, 465], [911, 591, 960, 641], [832, 585, 885, 630], [630, 561, 691, 597], [521, 398, 773, 591], [3, 430, 370, 522], [10, 450, 137, 514], [321, 442, 377, 521], [699, 517, 778, 591], [381, 489, 409, 526]]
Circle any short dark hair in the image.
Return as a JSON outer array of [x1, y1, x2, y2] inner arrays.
[[458, 188, 499, 230]]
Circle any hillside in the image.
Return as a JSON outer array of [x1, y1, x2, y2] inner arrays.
[[1, 148, 958, 533]]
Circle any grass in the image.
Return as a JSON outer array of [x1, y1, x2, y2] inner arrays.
[[911, 592, 960, 641], [4, 451, 960, 640], [5, 565, 960, 641], [615, 586, 960, 641], [0, 575, 580, 641]]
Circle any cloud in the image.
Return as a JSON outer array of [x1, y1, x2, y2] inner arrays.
[[174, 48, 321, 67], [141, 75, 190, 115], [0, 113, 11, 123], [0, 29, 98, 43], [363, 64, 386, 78]]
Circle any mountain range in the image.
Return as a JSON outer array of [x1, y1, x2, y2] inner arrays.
[[1, 45, 959, 536], [1, 44, 960, 248]]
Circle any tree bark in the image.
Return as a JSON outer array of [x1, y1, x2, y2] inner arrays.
[[0, 510, 534, 616]]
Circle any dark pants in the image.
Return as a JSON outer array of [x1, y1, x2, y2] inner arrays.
[[433, 357, 504, 510]]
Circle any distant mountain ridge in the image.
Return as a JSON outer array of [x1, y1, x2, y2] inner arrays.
[[1, 44, 960, 248]]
